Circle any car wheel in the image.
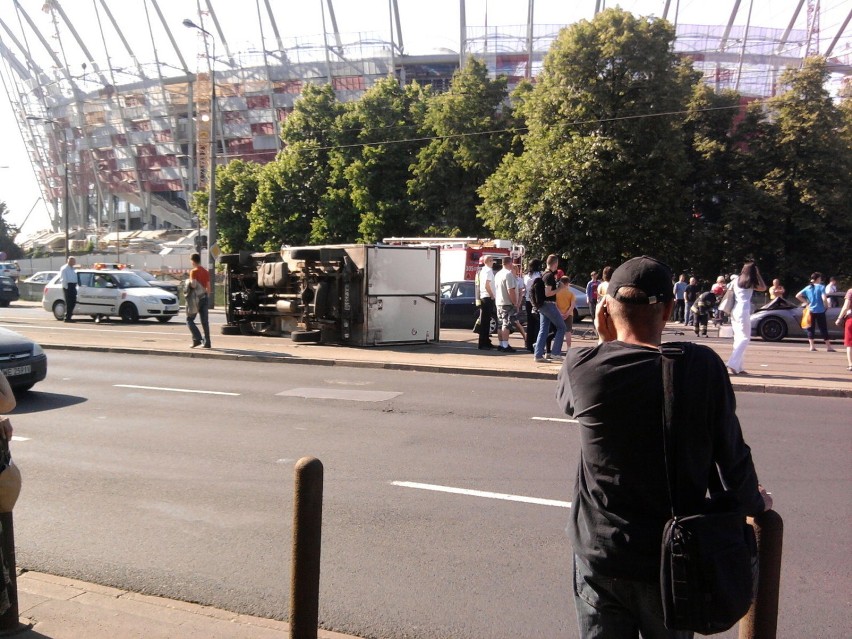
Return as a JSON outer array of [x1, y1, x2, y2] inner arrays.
[[12, 383, 34, 394], [156, 316, 172, 323], [291, 329, 322, 343], [0, 301, 8, 308], [220, 324, 242, 335], [573, 309, 581, 323], [52, 300, 66, 321], [758, 317, 787, 342], [119, 302, 140, 323]]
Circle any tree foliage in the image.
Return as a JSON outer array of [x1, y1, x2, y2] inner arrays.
[[408, 58, 515, 236], [0, 202, 22, 260], [479, 8, 698, 276]]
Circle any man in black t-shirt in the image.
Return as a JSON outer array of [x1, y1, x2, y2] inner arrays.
[[683, 276, 699, 326], [533, 254, 566, 363], [556, 256, 772, 639]]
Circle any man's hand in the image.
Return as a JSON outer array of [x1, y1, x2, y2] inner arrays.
[[594, 301, 617, 343], [0, 417, 12, 441], [758, 484, 773, 511]]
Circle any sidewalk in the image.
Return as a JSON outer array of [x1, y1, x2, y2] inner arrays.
[[1, 307, 850, 638], [12, 571, 357, 639]]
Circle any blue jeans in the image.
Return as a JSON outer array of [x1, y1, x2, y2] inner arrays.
[[573, 555, 693, 639], [187, 294, 210, 346], [534, 301, 566, 358]]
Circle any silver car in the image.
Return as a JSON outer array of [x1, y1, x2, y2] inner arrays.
[[750, 294, 846, 342]]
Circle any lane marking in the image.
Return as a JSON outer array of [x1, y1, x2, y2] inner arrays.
[[391, 481, 571, 508], [114, 384, 239, 396], [11, 436, 29, 442], [531, 416, 578, 424]]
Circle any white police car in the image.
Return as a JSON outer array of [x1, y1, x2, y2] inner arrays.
[[42, 269, 179, 323]]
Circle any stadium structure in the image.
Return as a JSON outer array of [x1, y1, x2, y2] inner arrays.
[[0, 0, 849, 252]]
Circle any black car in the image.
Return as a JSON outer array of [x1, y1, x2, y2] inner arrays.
[[0, 275, 19, 307], [0, 327, 47, 393], [130, 270, 181, 297]]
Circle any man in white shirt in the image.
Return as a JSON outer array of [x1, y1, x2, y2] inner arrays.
[[58, 256, 78, 323], [494, 258, 518, 352], [477, 256, 497, 350]]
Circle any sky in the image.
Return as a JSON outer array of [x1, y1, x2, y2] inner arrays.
[[0, 0, 848, 236]]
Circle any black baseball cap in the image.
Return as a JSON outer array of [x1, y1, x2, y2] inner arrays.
[[607, 256, 673, 305]]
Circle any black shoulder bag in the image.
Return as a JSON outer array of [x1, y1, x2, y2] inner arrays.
[[659, 344, 758, 634]]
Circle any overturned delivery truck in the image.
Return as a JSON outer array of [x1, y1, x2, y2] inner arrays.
[[220, 244, 440, 346]]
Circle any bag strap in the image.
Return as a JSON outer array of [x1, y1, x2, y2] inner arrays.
[[660, 343, 686, 519]]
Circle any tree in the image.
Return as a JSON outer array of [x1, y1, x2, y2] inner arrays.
[[747, 58, 852, 284], [478, 8, 698, 275], [408, 58, 515, 236], [211, 160, 261, 254], [0, 202, 22, 260], [316, 77, 429, 243]]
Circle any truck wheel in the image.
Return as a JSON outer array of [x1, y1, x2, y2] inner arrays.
[[119, 302, 140, 323], [52, 300, 66, 321], [239, 322, 255, 335], [221, 324, 242, 335], [0, 301, 9, 308], [291, 329, 321, 343]]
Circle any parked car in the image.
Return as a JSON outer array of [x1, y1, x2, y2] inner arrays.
[[18, 271, 58, 301], [0, 275, 19, 307], [750, 294, 846, 342], [0, 262, 20, 281], [0, 327, 47, 394], [42, 270, 179, 323], [130, 269, 182, 297], [439, 280, 591, 330]]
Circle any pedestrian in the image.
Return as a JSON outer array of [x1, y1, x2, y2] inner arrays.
[[834, 288, 852, 371], [683, 276, 699, 326], [556, 255, 772, 639], [692, 289, 716, 337], [58, 256, 78, 323], [726, 262, 767, 375], [477, 256, 497, 350], [547, 275, 576, 354], [533, 254, 567, 363], [512, 263, 527, 342], [673, 273, 688, 322], [796, 272, 836, 353], [493, 258, 518, 353], [825, 276, 838, 306], [597, 265, 613, 298], [185, 252, 211, 348], [585, 271, 600, 319], [768, 278, 786, 301], [523, 259, 544, 353]]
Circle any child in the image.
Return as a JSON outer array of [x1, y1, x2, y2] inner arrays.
[[692, 290, 717, 337]]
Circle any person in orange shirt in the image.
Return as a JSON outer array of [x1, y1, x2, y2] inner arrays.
[[186, 253, 211, 348]]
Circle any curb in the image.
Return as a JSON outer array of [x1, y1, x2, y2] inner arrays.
[[37, 343, 852, 398]]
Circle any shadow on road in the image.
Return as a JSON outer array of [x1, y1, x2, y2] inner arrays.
[[10, 391, 87, 415]]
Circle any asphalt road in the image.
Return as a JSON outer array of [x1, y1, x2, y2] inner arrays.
[[5, 349, 850, 639]]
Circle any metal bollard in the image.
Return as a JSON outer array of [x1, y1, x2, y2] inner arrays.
[[290, 457, 323, 639], [739, 510, 784, 639]]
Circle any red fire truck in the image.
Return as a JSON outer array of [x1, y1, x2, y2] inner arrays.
[[382, 237, 525, 282]]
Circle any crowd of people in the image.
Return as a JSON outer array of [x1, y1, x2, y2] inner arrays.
[[473, 255, 851, 372]]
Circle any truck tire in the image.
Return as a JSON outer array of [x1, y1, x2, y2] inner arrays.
[[239, 322, 255, 335], [221, 324, 242, 335], [291, 329, 321, 343]]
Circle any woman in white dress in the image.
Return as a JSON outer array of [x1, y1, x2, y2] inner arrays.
[[726, 262, 767, 375]]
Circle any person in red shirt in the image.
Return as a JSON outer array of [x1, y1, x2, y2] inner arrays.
[[186, 253, 211, 348]]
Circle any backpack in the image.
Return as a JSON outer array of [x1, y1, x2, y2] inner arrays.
[[531, 275, 546, 309]]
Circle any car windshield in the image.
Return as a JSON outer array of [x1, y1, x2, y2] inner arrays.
[[114, 273, 151, 289]]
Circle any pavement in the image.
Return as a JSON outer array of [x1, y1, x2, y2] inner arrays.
[[3, 304, 851, 638]]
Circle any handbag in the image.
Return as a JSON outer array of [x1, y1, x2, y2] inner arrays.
[[659, 345, 758, 634], [800, 306, 811, 329], [0, 419, 21, 513], [718, 285, 735, 315]]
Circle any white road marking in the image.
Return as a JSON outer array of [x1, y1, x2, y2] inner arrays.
[[114, 384, 239, 396], [531, 416, 578, 424], [11, 436, 29, 442], [391, 481, 571, 508]]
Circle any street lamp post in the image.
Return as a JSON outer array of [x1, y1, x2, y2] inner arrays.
[[183, 18, 217, 308], [26, 116, 70, 259]]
